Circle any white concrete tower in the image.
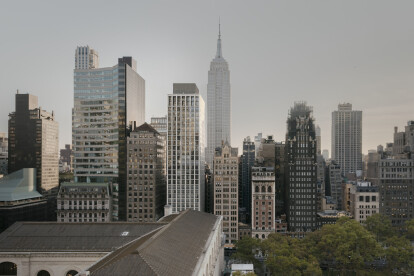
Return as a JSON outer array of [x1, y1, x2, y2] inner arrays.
[[206, 21, 231, 166]]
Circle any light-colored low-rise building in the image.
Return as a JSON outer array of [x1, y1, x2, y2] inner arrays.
[[57, 182, 112, 222], [350, 181, 379, 224]]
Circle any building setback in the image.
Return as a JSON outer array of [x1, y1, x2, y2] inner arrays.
[[73, 46, 145, 221], [206, 23, 231, 166], [150, 116, 167, 136], [213, 142, 238, 244], [167, 83, 205, 213], [8, 93, 59, 194], [126, 123, 166, 222], [286, 102, 318, 232], [331, 103, 362, 175]]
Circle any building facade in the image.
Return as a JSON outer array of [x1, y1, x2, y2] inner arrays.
[[75, 45, 99, 70], [206, 24, 231, 166], [167, 83, 205, 213], [150, 116, 167, 136], [285, 102, 318, 232], [0, 133, 8, 175], [73, 47, 145, 221], [350, 182, 379, 224], [57, 182, 112, 222], [379, 157, 414, 228], [239, 136, 255, 224], [213, 142, 238, 244], [8, 93, 59, 194], [331, 103, 362, 175], [327, 160, 342, 210], [251, 167, 275, 240], [126, 123, 166, 222]]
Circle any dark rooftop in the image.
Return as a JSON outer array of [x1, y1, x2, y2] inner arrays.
[[88, 209, 220, 276], [0, 222, 165, 252]]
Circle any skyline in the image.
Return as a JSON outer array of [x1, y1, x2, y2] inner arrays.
[[1, 1, 414, 154]]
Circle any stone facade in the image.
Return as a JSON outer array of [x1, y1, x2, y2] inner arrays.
[[57, 183, 112, 222]]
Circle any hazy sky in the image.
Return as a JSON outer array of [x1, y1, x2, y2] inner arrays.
[[1, 1, 414, 154]]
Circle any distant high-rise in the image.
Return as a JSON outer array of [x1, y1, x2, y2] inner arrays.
[[285, 102, 318, 232], [0, 133, 8, 175], [316, 125, 321, 155], [8, 93, 59, 193], [75, 46, 99, 69], [213, 142, 238, 244], [239, 136, 255, 223], [331, 103, 362, 175], [167, 83, 205, 213], [73, 47, 145, 221], [206, 22, 231, 166]]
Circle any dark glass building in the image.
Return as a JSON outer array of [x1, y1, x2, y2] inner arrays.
[[285, 102, 318, 232], [239, 137, 255, 224]]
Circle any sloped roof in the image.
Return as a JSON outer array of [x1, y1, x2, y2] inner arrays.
[[132, 122, 160, 135], [0, 222, 165, 252], [0, 168, 41, 201], [88, 209, 220, 276]]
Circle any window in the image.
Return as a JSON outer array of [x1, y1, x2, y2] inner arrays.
[[37, 270, 51, 276], [0, 262, 17, 275], [66, 270, 79, 276]]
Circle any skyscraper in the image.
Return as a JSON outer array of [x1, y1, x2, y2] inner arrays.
[[206, 23, 231, 166], [127, 123, 166, 222], [331, 103, 362, 175], [213, 142, 238, 244], [8, 93, 59, 194], [285, 102, 318, 232], [316, 125, 321, 155], [239, 136, 255, 223], [73, 47, 145, 221], [167, 83, 205, 213]]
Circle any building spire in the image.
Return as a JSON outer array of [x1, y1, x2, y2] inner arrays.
[[216, 18, 222, 58]]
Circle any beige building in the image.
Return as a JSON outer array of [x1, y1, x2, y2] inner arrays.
[[251, 167, 275, 240], [57, 182, 112, 222], [213, 142, 238, 244], [127, 123, 166, 222], [349, 181, 379, 224]]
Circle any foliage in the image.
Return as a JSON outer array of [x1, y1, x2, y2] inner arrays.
[[383, 235, 414, 273], [405, 218, 414, 241], [305, 217, 383, 272], [364, 214, 393, 242], [232, 271, 257, 276], [232, 237, 261, 268], [261, 233, 322, 276]]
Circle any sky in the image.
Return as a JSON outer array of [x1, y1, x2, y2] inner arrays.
[[1, 0, 414, 155]]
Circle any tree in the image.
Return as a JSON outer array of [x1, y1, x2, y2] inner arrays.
[[365, 214, 394, 242], [232, 237, 261, 269], [405, 218, 414, 241], [232, 272, 257, 276], [384, 235, 414, 273], [261, 233, 322, 276], [305, 217, 383, 272]]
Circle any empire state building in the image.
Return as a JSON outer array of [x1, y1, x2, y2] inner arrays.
[[206, 23, 231, 166]]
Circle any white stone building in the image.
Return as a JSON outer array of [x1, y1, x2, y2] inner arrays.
[[350, 181, 379, 224]]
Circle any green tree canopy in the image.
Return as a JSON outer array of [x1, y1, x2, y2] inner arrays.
[[365, 214, 393, 242]]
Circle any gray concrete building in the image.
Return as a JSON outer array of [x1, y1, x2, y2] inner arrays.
[[331, 103, 362, 175], [126, 123, 166, 222], [379, 156, 414, 228], [8, 93, 59, 194], [326, 160, 342, 210], [0, 133, 7, 176]]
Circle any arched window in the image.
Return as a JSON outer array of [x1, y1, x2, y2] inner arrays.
[[268, 186, 272, 193], [262, 234, 265, 239], [66, 270, 79, 276], [0, 262, 17, 275], [37, 270, 51, 276], [261, 186, 266, 193], [255, 186, 259, 193], [255, 234, 259, 238]]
